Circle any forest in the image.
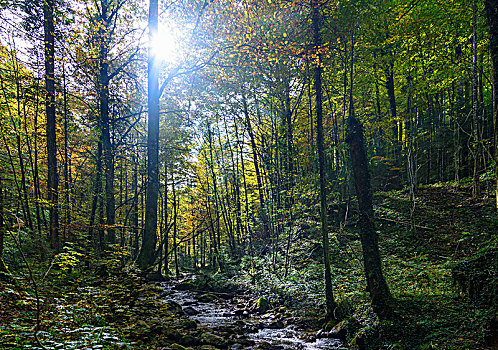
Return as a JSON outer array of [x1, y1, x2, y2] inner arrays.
[[0, 0, 497, 349]]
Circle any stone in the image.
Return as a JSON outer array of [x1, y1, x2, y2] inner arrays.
[[170, 344, 190, 350], [200, 346, 221, 350], [233, 309, 245, 316], [268, 319, 285, 329], [164, 300, 184, 315], [136, 320, 150, 329], [180, 318, 198, 330], [255, 341, 273, 349], [253, 297, 269, 313], [329, 318, 361, 342], [198, 293, 219, 302], [200, 332, 227, 347], [161, 326, 182, 341], [181, 334, 199, 346], [183, 306, 199, 316], [175, 281, 196, 291]]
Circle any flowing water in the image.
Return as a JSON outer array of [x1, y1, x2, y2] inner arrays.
[[160, 278, 346, 350]]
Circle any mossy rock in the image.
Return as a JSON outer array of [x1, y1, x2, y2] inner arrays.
[[200, 332, 226, 347], [181, 334, 200, 346], [350, 326, 379, 350], [164, 300, 183, 314], [452, 247, 498, 307], [161, 326, 182, 341], [329, 317, 361, 342], [200, 346, 221, 350], [323, 319, 339, 332], [176, 281, 196, 291], [180, 318, 198, 330], [170, 344, 191, 350], [254, 297, 269, 313]]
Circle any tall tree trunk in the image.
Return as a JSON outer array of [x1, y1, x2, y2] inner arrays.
[[311, 0, 338, 320], [12, 64, 33, 231], [163, 162, 169, 276], [138, 0, 159, 270], [63, 63, 71, 242], [345, 33, 393, 319], [44, 0, 60, 252], [26, 78, 43, 236], [471, 0, 480, 197], [485, 0, 498, 211], [97, 4, 116, 245]]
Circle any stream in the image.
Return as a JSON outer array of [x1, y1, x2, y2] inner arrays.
[[159, 277, 346, 350]]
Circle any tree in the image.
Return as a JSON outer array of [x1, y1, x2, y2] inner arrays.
[[312, 0, 338, 320], [137, 0, 159, 271], [345, 6, 392, 320], [484, 0, 498, 211], [44, 0, 59, 252]]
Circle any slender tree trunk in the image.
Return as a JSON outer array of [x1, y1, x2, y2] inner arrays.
[[138, 0, 160, 270], [241, 93, 268, 240], [44, 0, 59, 252], [163, 162, 169, 276], [173, 177, 179, 278], [472, 0, 480, 197], [0, 176, 10, 276], [312, 0, 338, 320], [26, 78, 43, 236], [89, 142, 103, 250], [385, 59, 399, 159], [63, 63, 71, 242], [0, 176, 5, 265], [484, 0, 498, 211], [132, 152, 139, 258], [12, 65, 34, 231], [33, 79, 47, 230]]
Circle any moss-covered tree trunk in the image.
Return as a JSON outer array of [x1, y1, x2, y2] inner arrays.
[[347, 115, 393, 319]]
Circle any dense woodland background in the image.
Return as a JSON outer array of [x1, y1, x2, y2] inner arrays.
[[0, 0, 498, 349]]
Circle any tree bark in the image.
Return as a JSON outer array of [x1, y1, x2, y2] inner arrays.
[[89, 142, 103, 251], [63, 63, 71, 242], [311, 0, 338, 320], [347, 115, 393, 319], [44, 0, 60, 252], [346, 26, 392, 319], [96, 2, 116, 245], [138, 0, 159, 270], [0, 176, 10, 276]]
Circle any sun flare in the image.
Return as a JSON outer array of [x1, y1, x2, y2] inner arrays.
[[150, 22, 181, 64]]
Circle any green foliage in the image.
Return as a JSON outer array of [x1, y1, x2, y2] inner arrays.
[[54, 244, 84, 271]]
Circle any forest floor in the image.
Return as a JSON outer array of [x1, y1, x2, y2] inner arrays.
[[0, 181, 497, 349]]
